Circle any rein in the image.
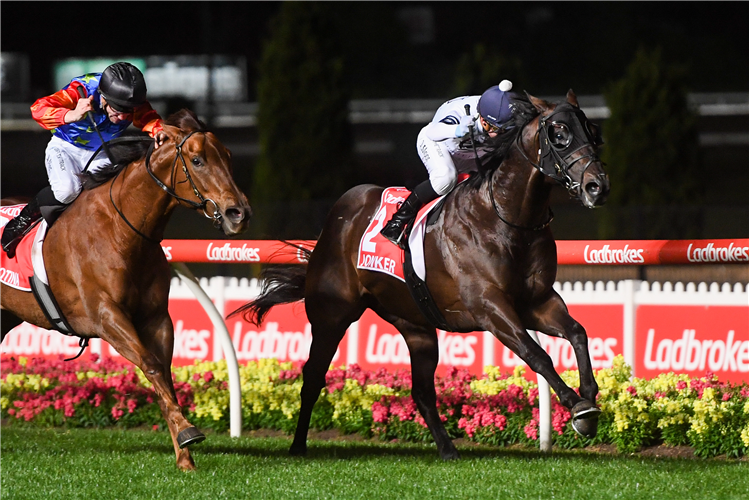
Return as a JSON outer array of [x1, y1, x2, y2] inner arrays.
[[468, 115, 553, 231]]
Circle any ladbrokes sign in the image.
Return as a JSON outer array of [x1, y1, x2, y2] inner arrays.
[[3, 280, 747, 383], [636, 305, 749, 383]]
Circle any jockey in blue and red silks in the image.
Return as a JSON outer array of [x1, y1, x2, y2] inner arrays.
[[2, 62, 168, 258]]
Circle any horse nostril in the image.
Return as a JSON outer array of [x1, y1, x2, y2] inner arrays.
[[225, 207, 246, 223], [585, 182, 601, 197]]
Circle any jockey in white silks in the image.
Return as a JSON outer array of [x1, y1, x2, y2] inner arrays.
[[380, 80, 517, 246]]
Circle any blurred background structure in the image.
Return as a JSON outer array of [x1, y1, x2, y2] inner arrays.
[[2, 2, 747, 281]]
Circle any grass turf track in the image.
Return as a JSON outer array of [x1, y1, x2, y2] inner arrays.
[[1, 427, 747, 500]]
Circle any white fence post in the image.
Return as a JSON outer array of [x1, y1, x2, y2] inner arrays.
[[527, 329, 552, 452], [171, 263, 243, 438]]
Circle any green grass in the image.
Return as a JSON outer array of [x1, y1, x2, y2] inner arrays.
[[1, 427, 747, 500]]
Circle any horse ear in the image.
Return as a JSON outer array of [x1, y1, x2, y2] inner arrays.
[[527, 93, 551, 113], [566, 89, 579, 107]]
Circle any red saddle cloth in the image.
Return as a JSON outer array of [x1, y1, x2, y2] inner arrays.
[[356, 187, 444, 282], [0, 204, 39, 291]]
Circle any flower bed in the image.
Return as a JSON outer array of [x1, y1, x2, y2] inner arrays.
[[2, 355, 747, 458]]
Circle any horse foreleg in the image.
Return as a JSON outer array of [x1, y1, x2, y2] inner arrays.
[[139, 314, 205, 469], [1, 310, 23, 342], [524, 291, 599, 403], [475, 291, 584, 410], [523, 292, 602, 438], [395, 319, 459, 460], [98, 309, 199, 471]]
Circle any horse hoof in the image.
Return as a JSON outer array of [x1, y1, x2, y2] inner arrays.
[[571, 401, 601, 438], [177, 427, 206, 449], [440, 449, 460, 461], [289, 442, 308, 456]]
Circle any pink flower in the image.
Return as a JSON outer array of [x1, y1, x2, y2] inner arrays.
[[371, 401, 389, 423], [722, 392, 732, 401], [676, 381, 688, 390], [626, 385, 637, 396], [203, 371, 214, 383], [111, 407, 124, 420]]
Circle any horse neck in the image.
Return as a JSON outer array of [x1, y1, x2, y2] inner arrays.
[[485, 132, 552, 230], [107, 156, 178, 244]]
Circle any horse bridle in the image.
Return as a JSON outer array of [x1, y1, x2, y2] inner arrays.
[[145, 130, 224, 229], [469, 110, 555, 231], [519, 102, 604, 199], [86, 131, 225, 243]]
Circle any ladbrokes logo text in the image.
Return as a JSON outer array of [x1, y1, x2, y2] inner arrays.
[[206, 243, 261, 262], [687, 243, 749, 263], [584, 244, 645, 264]]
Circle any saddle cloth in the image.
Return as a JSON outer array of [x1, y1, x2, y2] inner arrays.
[[356, 187, 445, 282], [0, 204, 49, 291]]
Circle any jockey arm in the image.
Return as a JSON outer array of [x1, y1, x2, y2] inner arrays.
[[31, 80, 165, 140], [30, 81, 88, 130], [132, 103, 165, 139]]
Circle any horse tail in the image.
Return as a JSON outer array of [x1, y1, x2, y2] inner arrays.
[[227, 244, 312, 326]]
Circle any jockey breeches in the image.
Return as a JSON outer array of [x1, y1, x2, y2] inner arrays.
[[44, 136, 110, 204]]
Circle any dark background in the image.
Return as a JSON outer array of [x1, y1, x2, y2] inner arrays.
[[1, 2, 747, 281], [2, 2, 748, 98]]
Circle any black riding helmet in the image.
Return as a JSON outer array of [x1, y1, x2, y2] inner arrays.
[[99, 62, 147, 112]]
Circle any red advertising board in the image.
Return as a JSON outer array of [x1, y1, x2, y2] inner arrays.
[[223, 300, 347, 366], [492, 305, 625, 379], [0, 321, 99, 361], [353, 309, 485, 376], [635, 305, 749, 383]]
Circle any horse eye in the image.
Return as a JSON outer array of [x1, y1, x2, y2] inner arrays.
[[191, 157, 202, 167], [549, 123, 571, 149]]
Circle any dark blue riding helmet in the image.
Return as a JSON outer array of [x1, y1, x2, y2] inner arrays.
[[477, 80, 514, 130]]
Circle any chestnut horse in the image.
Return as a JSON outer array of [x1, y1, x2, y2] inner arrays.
[[1, 109, 251, 470], [235, 91, 610, 459]]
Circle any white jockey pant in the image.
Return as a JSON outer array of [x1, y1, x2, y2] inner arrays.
[[416, 128, 460, 196], [44, 136, 110, 204]]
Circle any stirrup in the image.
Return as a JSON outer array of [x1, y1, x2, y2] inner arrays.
[[380, 222, 405, 246]]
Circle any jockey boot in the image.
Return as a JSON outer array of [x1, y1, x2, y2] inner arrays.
[[1, 196, 42, 258], [380, 180, 439, 247]]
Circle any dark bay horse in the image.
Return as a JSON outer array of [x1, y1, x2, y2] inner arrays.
[[1, 109, 251, 470], [235, 91, 610, 459]]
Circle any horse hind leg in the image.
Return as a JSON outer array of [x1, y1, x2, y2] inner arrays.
[[289, 315, 356, 456], [394, 318, 459, 460]]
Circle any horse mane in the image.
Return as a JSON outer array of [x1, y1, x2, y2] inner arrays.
[[465, 93, 539, 190], [80, 109, 207, 190]]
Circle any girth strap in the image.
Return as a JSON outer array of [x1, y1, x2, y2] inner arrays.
[[402, 245, 452, 332], [29, 274, 89, 361]]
